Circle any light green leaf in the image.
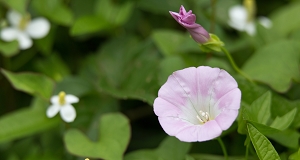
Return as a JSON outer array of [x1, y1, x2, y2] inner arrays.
[[0, 107, 59, 144], [1, 69, 55, 99], [70, 15, 109, 36], [64, 113, 130, 160], [32, 0, 73, 26], [152, 29, 199, 56], [1, 0, 28, 14], [243, 91, 271, 125], [247, 123, 281, 160], [0, 40, 19, 57], [270, 1, 300, 37], [94, 0, 134, 26], [289, 148, 300, 160], [158, 56, 185, 85], [125, 136, 191, 160], [267, 129, 300, 149], [242, 40, 300, 92], [270, 108, 297, 130]]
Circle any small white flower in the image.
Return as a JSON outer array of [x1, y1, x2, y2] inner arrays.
[[228, 5, 272, 36], [0, 10, 50, 50], [47, 91, 79, 123]]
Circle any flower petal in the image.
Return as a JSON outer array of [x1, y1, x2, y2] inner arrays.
[[17, 32, 32, 50], [245, 22, 256, 36], [65, 95, 79, 104], [215, 109, 239, 130], [179, 5, 187, 16], [60, 104, 76, 123], [46, 105, 60, 118], [51, 95, 59, 105], [0, 28, 18, 41], [26, 18, 50, 39], [258, 16, 272, 29], [213, 88, 241, 111], [7, 10, 21, 27], [158, 116, 194, 138], [228, 5, 248, 31], [175, 120, 222, 142]]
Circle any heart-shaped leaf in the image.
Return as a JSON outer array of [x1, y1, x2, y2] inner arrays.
[[64, 113, 130, 160]]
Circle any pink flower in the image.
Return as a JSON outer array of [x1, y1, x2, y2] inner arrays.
[[154, 66, 241, 142], [169, 5, 210, 44]]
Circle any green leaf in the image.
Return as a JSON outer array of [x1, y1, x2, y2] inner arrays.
[[80, 36, 160, 104], [152, 29, 198, 56], [270, 108, 297, 130], [0, 107, 60, 144], [1, 0, 28, 14], [242, 40, 300, 92], [94, 0, 134, 26], [158, 56, 185, 85], [270, 1, 300, 37], [32, 0, 73, 26], [247, 123, 281, 160], [54, 76, 92, 97], [289, 148, 300, 160], [267, 129, 300, 149], [1, 69, 55, 99], [0, 40, 19, 57], [64, 113, 130, 160], [243, 91, 271, 125], [70, 15, 109, 36], [125, 136, 191, 160], [137, 0, 187, 16]]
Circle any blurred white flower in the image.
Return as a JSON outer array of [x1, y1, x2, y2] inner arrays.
[[46, 91, 79, 123], [228, 5, 272, 36], [0, 10, 50, 50]]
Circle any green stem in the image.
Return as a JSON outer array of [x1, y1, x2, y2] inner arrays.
[[221, 47, 253, 83], [217, 137, 228, 160], [210, 0, 217, 33], [245, 140, 249, 160]]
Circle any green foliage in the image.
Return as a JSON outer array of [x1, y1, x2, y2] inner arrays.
[[0, 107, 59, 144], [125, 136, 191, 160], [1, 69, 55, 99], [64, 113, 130, 160], [80, 36, 160, 104], [247, 123, 281, 160], [242, 40, 300, 92], [0, 41, 19, 57]]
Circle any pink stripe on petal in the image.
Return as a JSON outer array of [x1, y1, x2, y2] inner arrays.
[[212, 70, 239, 100], [215, 109, 239, 130], [214, 88, 241, 110]]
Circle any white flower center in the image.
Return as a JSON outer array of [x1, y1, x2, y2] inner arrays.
[[58, 91, 66, 105], [196, 110, 210, 124]]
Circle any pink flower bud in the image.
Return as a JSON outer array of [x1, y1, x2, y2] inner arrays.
[[169, 5, 210, 44]]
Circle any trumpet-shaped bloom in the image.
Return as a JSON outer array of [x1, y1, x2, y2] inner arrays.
[[46, 92, 79, 123], [154, 66, 241, 142], [169, 5, 210, 44], [228, 5, 272, 36], [0, 10, 50, 50]]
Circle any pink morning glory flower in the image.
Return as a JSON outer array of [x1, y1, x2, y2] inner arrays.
[[169, 5, 210, 44], [154, 66, 241, 142]]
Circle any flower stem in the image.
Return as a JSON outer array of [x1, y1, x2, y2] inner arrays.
[[210, 0, 217, 33], [220, 47, 253, 83], [217, 137, 228, 160]]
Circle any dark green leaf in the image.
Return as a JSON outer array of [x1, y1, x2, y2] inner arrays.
[[70, 15, 109, 36]]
